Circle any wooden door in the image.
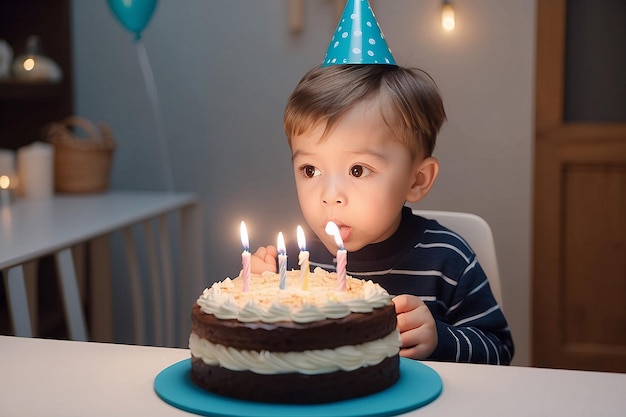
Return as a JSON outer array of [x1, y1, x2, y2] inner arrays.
[[533, 0, 626, 372]]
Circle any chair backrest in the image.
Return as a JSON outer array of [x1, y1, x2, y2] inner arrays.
[[412, 209, 504, 308]]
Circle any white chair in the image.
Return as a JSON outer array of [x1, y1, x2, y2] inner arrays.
[[412, 209, 504, 308]]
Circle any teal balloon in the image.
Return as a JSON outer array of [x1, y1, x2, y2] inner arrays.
[[107, 0, 158, 39]]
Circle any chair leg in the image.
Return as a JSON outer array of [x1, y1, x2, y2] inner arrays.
[[143, 219, 163, 346], [22, 260, 38, 334], [89, 236, 114, 342], [180, 203, 203, 347], [3, 266, 33, 337], [55, 249, 88, 341], [123, 226, 145, 345], [157, 214, 175, 347]]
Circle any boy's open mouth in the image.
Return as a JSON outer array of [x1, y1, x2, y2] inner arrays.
[[338, 225, 351, 242], [325, 220, 352, 245]]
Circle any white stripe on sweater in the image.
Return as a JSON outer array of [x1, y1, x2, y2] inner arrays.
[[467, 327, 490, 364], [424, 229, 472, 253], [447, 327, 461, 362], [457, 329, 473, 362], [415, 242, 471, 264], [453, 304, 500, 327]]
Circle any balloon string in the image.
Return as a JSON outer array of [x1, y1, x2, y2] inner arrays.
[[135, 39, 175, 192]]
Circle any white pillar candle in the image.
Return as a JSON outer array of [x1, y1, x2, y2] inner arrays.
[[17, 141, 54, 199]]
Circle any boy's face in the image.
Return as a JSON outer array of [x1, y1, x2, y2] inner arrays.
[[291, 102, 420, 253]]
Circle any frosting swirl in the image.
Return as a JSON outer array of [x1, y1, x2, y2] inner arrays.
[[196, 267, 392, 323], [189, 330, 401, 375]]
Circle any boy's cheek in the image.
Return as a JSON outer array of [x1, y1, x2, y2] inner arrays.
[[295, 184, 317, 205]]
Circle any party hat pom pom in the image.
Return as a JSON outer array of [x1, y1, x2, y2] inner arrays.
[[322, 0, 396, 66]]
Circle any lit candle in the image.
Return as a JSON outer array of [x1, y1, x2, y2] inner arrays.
[[17, 141, 53, 199], [297, 225, 310, 290], [325, 221, 347, 291], [0, 175, 15, 206], [240, 221, 251, 292], [277, 232, 287, 290], [0, 149, 17, 208]]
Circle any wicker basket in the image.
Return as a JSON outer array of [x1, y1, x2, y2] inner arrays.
[[45, 116, 116, 193]]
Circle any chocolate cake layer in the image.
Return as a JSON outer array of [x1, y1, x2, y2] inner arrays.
[[191, 302, 397, 352], [191, 355, 400, 404]]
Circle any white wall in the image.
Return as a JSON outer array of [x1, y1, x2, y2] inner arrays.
[[72, 0, 535, 366]]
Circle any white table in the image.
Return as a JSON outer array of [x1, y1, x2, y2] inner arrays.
[[0, 336, 624, 417], [0, 191, 203, 346]]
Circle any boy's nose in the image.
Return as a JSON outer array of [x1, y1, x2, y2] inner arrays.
[[321, 178, 347, 205], [323, 196, 344, 205]]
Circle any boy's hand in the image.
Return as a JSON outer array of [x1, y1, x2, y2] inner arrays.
[[393, 294, 438, 360], [251, 245, 278, 274]]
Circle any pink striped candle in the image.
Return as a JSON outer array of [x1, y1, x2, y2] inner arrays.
[[325, 221, 347, 291], [336, 248, 347, 291]]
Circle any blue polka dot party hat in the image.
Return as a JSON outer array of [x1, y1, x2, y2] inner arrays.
[[322, 0, 396, 66]]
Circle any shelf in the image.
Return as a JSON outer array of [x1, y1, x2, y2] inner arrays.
[[0, 80, 63, 101], [0, 0, 72, 149]]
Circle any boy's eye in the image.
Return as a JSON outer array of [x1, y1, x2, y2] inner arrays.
[[350, 164, 372, 178], [302, 165, 321, 178]]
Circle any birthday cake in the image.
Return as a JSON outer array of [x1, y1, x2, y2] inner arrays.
[[189, 267, 401, 403]]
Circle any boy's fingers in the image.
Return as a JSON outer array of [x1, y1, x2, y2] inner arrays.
[[392, 294, 425, 314], [264, 245, 278, 260]]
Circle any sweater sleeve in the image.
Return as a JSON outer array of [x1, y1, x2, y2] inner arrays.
[[427, 259, 514, 365]]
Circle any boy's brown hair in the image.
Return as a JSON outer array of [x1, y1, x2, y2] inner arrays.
[[284, 64, 446, 159]]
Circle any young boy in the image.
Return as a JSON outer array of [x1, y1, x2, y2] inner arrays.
[[252, 0, 513, 365], [252, 63, 514, 365]]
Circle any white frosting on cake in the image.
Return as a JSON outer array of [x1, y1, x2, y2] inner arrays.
[[196, 267, 393, 324], [189, 330, 401, 375]]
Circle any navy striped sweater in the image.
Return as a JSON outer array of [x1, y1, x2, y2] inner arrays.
[[289, 206, 514, 365]]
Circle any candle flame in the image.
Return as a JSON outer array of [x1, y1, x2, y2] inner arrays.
[[277, 232, 286, 255], [297, 225, 306, 251], [325, 221, 344, 250], [0, 175, 9, 190], [240, 221, 249, 251]]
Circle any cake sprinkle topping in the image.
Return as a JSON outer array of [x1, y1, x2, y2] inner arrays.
[[197, 267, 392, 323]]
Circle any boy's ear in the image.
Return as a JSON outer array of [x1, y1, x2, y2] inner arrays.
[[406, 157, 439, 203]]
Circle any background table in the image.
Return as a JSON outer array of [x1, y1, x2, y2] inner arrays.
[[1, 336, 624, 417], [0, 191, 204, 346]]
